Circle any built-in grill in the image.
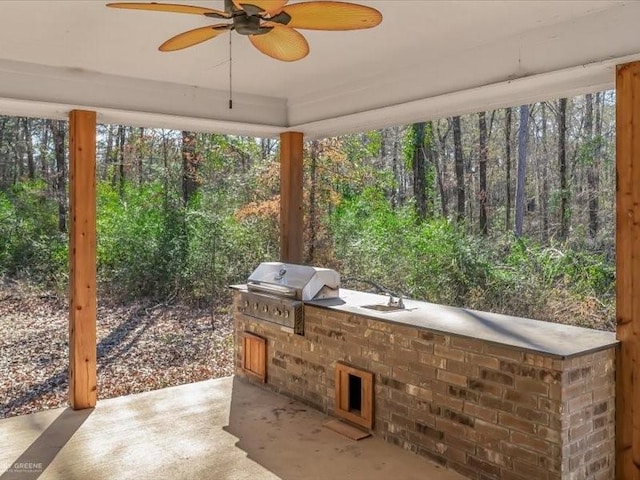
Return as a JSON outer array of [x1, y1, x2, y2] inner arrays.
[[236, 262, 340, 335]]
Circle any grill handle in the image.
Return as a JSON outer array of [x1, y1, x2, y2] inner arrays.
[[247, 282, 297, 298]]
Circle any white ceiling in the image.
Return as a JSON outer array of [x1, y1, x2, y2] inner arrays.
[[0, 0, 638, 138]]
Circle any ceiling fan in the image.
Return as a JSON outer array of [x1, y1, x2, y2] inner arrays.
[[106, 0, 383, 62]]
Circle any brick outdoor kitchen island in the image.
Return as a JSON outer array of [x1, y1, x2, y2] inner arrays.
[[232, 288, 618, 480]]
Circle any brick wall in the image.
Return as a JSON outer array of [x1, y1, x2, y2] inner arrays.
[[233, 293, 616, 480]]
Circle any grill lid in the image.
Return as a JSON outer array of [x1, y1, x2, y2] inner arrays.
[[247, 262, 339, 301]]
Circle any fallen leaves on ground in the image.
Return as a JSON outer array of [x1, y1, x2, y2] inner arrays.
[[0, 280, 234, 419]]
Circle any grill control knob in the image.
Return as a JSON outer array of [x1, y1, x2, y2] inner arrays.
[[243, 300, 249, 308], [274, 309, 281, 317], [283, 310, 289, 319], [262, 305, 268, 313], [253, 303, 258, 310]]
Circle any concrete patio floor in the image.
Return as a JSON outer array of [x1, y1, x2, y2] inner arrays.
[[0, 376, 463, 480]]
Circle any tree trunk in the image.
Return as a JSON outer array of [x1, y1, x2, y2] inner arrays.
[[51, 120, 67, 233], [40, 120, 49, 182], [161, 130, 170, 210], [532, 106, 543, 242], [389, 129, 398, 209], [23, 118, 35, 180], [436, 120, 450, 218], [118, 125, 126, 195], [0, 119, 5, 185], [432, 140, 447, 218], [540, 103, 550, 242], [412, 122, 427, 221], [452, 116, 465, 223], [307, 140, 319, 263], [515, 105, 529, 237], [589, 92, 602, 239], [392, 127, 402, 208], [467, 155, 474, 228], [137, 127, 145, 185], [103, 125, 114, 181], [558, 98, 569, 240], [424, 121, 436, 218], [13, 119, 24, 182], [478, 111, 488, 235], [182, 131, 200, 204], [380, 128, 394, 202], [260, 138, 276, 161], [585, 93, 600, 239], [505, 107, 512, 232]]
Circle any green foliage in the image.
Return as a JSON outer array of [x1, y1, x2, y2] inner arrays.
[[402, 126, 416, 170], [0, 177, 279, 302], [96, 181, 278, 301], [0, 192, 15, 273], [342, 132, 382, 163], [97, 181, 177, 298], [181, 190, 278, 301], [402, 123, 438, 219], [499, 241, 614, 298], [331, 186, 492, 305], [481, 238, 614, 317], [330, 188, 612, 318], [0, 122, 615, 327], [576, 136, 604, 166], [0, 180, 67, 286]]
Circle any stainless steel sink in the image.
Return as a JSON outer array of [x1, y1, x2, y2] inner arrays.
[[361, 304, 405, 313]]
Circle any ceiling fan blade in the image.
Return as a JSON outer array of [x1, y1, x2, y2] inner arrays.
[[232, 1, 288, 15], [159, 24, 231, 51], [249, 23, 309, 62], [282, 1, 382, 30], [106, 2, 230, 18]]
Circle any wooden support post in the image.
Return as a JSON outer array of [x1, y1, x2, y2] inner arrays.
[[68, 110, 97, 410], [280, 131, 304, 264], [616, 61, 640, 480]]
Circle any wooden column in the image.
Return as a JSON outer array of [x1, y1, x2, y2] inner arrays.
[[280, 131, 304, 264], [616, 61, 640, 479], [68, 110, 97, 409]]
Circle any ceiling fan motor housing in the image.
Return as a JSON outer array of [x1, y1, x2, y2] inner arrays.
[[234, 13, 271, 35]]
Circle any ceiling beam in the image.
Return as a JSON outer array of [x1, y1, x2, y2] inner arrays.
[[0, 54, 628, 140], [0, 58, 287, 137], [292, 56, 630, 140]]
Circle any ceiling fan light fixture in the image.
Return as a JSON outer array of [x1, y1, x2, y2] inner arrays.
[[106, 0, 383, 61]]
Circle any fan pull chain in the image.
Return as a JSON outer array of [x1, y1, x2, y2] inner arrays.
[[229, 32, 233, 110]]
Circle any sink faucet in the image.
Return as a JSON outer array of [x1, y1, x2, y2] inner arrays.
[[387, 294, 405, 309]]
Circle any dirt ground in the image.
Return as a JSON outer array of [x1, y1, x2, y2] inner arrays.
[[0, 280, 234, 418]]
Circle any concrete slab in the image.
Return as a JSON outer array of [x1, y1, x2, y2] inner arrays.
[[0, 376, 463, 480]]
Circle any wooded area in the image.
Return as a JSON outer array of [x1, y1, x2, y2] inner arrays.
[[0, 91, 615, 329]]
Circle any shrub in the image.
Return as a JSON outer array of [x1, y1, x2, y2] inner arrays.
[[0, 181, 67, 287], [330, 187, 493, 307], [329, 188, 613, 325], [97, 181, 177, 299]]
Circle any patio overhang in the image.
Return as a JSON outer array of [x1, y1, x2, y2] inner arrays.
[[0, 54, 631, 140], [2, 1, 640, 478], [0, 1, 639, 138]]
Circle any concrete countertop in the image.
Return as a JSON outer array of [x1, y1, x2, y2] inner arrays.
[[305, 289, 618, 359]]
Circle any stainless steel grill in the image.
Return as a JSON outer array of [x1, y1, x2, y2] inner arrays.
[[237, 262, 340, 335]]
